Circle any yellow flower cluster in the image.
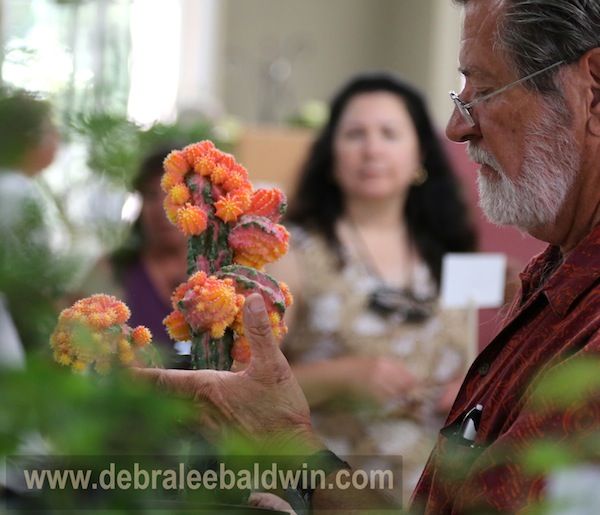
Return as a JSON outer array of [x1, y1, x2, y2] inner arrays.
[[50, 294, 153, 374]]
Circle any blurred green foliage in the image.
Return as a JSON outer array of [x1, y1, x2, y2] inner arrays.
[[0, 357, 255, 512], [0, 358, 192, 457], [433, 354, 600, 513], [286, 99, 328, 130], [66, 111, 230, 189]]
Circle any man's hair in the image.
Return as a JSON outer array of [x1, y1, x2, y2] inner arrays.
[[0, 87, 53, 168], [455, 0, 600, 92]]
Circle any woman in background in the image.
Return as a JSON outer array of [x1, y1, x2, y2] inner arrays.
[[267, 71, 478, 502], [79, 146, 189, 368]]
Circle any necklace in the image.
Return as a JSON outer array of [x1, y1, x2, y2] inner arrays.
[[343, 218, 434, 322]]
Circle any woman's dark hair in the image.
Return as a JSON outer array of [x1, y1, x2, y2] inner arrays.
[[110, 143, 182, 278], [285, 71, 477, 286]]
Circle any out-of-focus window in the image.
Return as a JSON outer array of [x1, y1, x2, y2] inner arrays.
[[1, 0, 131, 118], [0, 0, 222, 274]]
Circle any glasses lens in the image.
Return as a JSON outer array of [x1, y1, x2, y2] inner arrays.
[[459, 104, 475, 126], [450, 91, 475, 127]]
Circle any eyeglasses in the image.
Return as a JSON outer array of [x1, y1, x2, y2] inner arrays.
[[449, 60, 566, 127]]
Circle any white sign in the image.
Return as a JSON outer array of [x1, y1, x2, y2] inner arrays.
[[440, 253, 507, 309]]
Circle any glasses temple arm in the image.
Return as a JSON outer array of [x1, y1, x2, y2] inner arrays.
[[463, 60, 566, 109]]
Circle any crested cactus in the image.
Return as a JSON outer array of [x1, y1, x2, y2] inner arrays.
[[161, 141, 292, 370]]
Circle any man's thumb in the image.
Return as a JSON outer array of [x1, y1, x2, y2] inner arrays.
[[242, 293, 279, 364]]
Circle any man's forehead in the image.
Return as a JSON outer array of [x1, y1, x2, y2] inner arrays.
[[458, 0, 506, 73], [460, 0, 503, 42]]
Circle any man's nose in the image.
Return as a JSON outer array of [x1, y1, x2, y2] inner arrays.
[[446, 105, 478, 143]]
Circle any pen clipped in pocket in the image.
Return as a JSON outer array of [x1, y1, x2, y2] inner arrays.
[[437, 404, 487, 481]]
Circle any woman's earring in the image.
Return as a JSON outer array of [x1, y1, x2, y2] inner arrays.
[[412, 166, 428, 186]]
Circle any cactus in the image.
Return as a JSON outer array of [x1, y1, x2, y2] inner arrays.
[[161, 141, 292, 370], [50, 294, 156, 374]]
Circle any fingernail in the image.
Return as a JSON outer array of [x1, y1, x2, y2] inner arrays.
[[247, 294, 265, 313]]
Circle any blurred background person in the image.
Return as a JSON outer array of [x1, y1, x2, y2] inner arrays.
[[76, 145, 189, 368], [0, 294, 25, 368], [267, 71, 478, 501], [0, 87, 73, 357]]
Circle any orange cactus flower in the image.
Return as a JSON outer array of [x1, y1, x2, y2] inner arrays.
[[118, 339, 135, 364], [235, 188, 253, 210], [176, 203, 208, 235], [163, 310, 191, 342], [247, 188, 287, 221], [62, 294, 131, 329], [215, 266, 293, 364], [112, 302, 131, 325], [55, 351, 72, 366], [209, 164, 228, 185], [87, 311, 113, 331], [215, 151, 238, 172], [163, 149, 191, 176], [214, 190, 251, 223], [163, 196, 181, 225], [223, 174, 252, 195], [188, 270, 208, 289], [269, 311, 288, 339], [229, 218, 289, 269], [167, 183, 191, 206], [160, 170, 185, 193], [180, 275, 241, 338], [184, 140, 217, 167], [72, 360, 88, 373], [131, 326, 152, 347], [231, 336, 251, 363], [170, 282, 190, 308], [278, 281, 294, 310], [194, 156, 215, 177]]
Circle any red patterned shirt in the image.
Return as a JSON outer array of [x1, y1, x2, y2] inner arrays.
[[409, 223, 600, 514]]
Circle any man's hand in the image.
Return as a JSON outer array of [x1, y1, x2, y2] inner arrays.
[[133, 293, 322, 453], [134, 293, 401, 511]]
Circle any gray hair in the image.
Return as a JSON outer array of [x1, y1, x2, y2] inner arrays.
[[454, 0, 600, 92]]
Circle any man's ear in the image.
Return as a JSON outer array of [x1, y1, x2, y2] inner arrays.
[[583, 48, 600, 135]]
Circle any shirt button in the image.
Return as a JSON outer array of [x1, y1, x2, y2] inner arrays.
[[478, 361, 490, 376]]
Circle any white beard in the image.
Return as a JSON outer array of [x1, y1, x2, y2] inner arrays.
[[468, 102, 578, 232]]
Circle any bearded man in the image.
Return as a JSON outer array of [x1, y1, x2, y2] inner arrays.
[[137, 1, 600, 513]]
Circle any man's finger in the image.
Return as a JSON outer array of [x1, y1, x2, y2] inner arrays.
[[131, 367, 210, 398], [242, 293, 288, 375], [131, 367, 228, 441]]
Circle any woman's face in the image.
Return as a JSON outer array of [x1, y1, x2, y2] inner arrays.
[[332, 91, 422, 201], [140, 172, 187, 251]]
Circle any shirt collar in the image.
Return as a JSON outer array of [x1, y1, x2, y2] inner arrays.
[[520, 224, 600, 317]]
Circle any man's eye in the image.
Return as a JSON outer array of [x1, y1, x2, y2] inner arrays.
[[473, 89, 492, 100]]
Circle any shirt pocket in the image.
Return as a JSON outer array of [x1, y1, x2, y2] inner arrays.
[[436, 415, 487, 483]]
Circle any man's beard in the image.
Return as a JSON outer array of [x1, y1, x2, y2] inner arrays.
[[468, 101, 578, 232]]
